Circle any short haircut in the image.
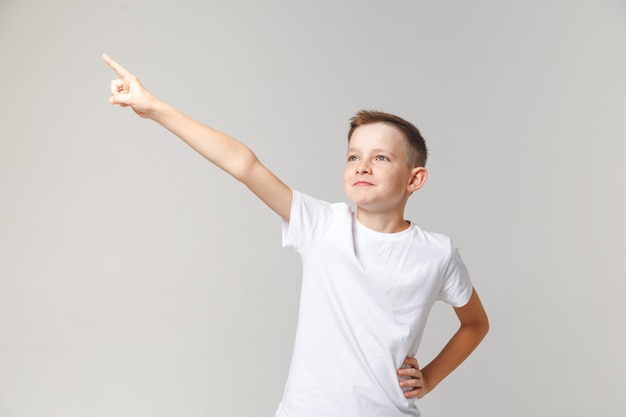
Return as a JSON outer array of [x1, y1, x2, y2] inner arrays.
[[348, 110, 428, 168]]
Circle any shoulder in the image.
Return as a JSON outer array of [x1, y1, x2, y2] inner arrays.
[[284, 190, 353, 246], [409, 223, 454, 249], [406, 224, 464, 267], [292, 190, 353, 218]]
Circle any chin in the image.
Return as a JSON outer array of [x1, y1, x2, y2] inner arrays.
[[345, 191, 368, 206], [351, 197, 380, 211]]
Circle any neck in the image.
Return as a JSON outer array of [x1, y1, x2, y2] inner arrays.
[[356, 208, 410, 233]]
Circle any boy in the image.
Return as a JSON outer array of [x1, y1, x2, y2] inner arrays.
[[103, 54, 488, 417]]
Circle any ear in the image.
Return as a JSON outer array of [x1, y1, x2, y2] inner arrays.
[[407, 167, 428, 193]]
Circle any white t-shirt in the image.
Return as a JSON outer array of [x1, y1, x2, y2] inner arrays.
[[275, 191, 473, 417]]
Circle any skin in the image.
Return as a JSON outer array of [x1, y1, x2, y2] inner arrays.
[[343, 123, 489, 399], [344, 122, 427, 233], [103, 53, 489, 401], [397, 289, 488, 399]]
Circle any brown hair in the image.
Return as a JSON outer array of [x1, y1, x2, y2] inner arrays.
[[348, 110, 428, 167]]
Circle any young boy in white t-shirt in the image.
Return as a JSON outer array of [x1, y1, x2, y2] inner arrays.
[[103, 54, 489, 417]]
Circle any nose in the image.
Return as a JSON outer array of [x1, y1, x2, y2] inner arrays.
[[356, 161, 371, 174]]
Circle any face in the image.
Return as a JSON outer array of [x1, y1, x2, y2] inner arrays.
[[344, 123, 424, 213]]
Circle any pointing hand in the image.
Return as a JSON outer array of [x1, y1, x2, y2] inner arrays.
[[102, 53, 156, 118]]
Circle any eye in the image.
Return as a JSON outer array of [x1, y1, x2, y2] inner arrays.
[[347, 155, 359, 162], [375, 155, 390, 161]]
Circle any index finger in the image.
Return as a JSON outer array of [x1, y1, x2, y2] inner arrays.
[[102, 53, 133, 78]]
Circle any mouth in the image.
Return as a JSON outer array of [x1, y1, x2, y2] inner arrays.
[[353, 181, 374, 187]]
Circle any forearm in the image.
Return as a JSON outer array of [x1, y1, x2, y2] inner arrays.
[[104, 54, 293, 219], [149, 99, 258, 182], [421, 320, 488, 391]]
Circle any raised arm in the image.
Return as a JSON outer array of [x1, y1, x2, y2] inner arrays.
[[102, 54, 293, 220]]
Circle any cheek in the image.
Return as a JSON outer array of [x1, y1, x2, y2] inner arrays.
[[342, 168, 354, 192], [342, 166, 351, 182]]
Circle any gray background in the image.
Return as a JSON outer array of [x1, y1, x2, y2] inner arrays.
[[1, 0, 625, 416]]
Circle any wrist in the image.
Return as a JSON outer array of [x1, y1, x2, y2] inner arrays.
[[420, 368, 438, 394], [146, 97, 169, 121]]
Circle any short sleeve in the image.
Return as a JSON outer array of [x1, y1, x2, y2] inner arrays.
[[281, 190, 340, 253], [438, 241, 474, 307]]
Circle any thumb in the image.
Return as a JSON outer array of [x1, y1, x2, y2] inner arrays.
[[109, 93, 132, 107]]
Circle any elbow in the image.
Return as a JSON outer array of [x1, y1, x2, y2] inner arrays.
[[479, 317, 490, 340], [463, 317, 489, 347], [464, 313, 490, 343], [476, 312, 490, 342], [230, 146, 260, 184]]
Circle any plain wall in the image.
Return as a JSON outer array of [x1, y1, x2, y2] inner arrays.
[[1, 0, 625, 416]]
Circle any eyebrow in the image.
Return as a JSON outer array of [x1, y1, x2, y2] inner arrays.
[[347, 147, 397, 156]]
